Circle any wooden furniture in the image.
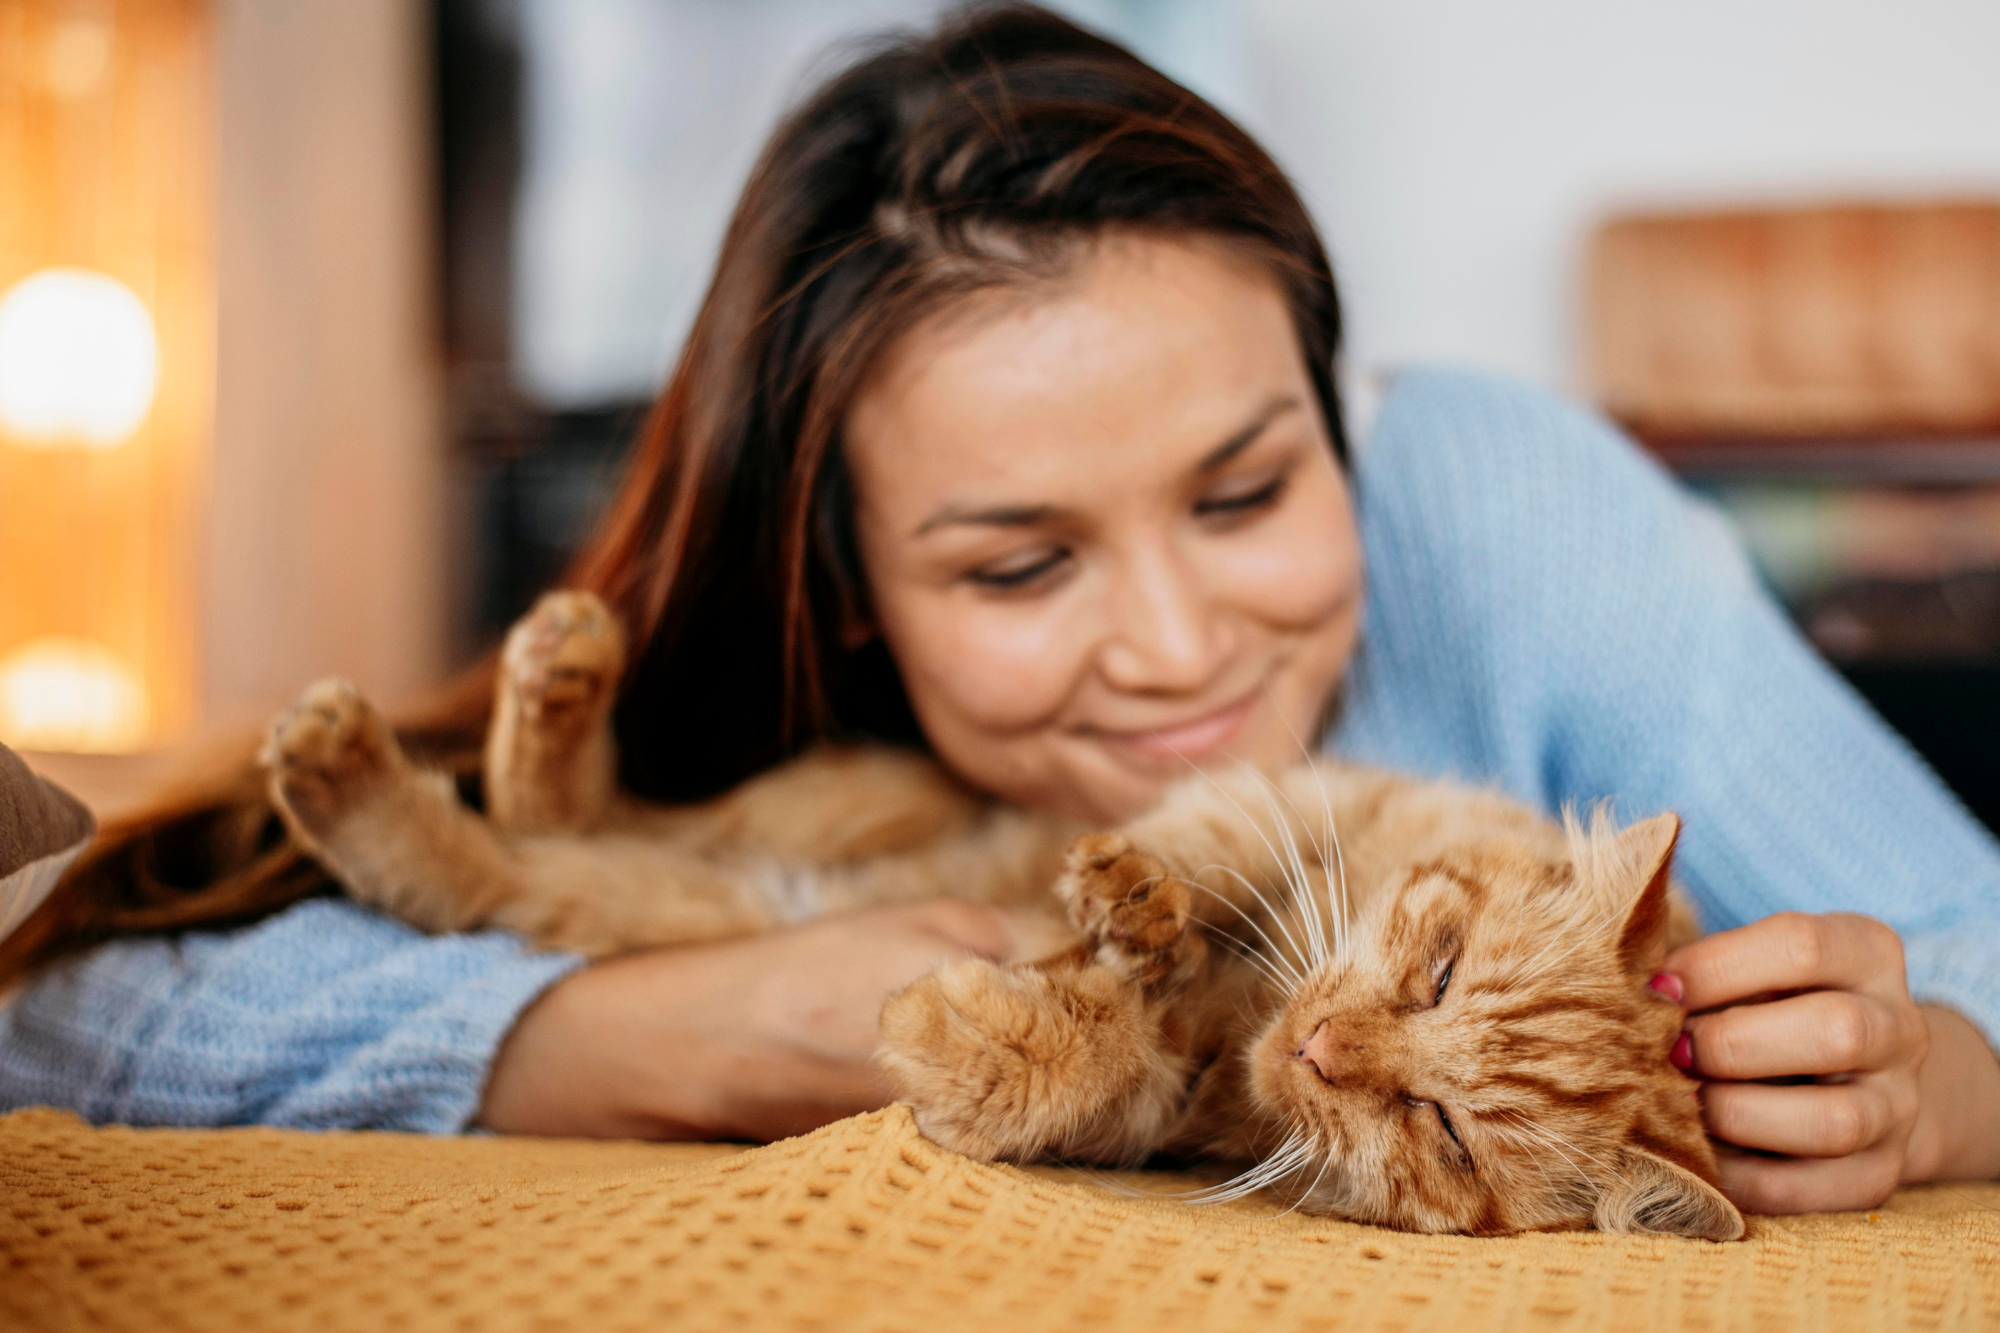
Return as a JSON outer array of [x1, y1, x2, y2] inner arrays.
[[1587, 201, 2000, 832], [1590, 202, 2000, 453]]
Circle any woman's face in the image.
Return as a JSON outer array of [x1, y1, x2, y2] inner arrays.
[[843, 234, 1363, 823]]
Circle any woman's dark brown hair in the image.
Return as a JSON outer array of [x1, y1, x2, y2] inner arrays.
[[1, 1, 1346, 981]]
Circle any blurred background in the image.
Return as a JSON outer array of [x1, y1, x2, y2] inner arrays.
[[4, 0, 1999, 824]]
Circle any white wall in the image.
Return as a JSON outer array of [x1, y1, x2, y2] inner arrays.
[[512, 0, 1240, 407], [1240, 0, 2000, 421], [209, 0, 446, 724], [509, 0, 2000, 428]]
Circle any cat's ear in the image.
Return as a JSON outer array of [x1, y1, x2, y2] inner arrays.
[[1611, 813, 1680, 978], [1594, 1147, 1743, 1241]]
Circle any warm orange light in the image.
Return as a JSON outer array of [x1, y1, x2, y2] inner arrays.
[[0, 637, 150, 753], [0, 267, 160, 447], [0, 1, 212, 753], [43, 14, 111, 100]]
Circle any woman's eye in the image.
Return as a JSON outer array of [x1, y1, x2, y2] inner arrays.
[[1433, 957, 1455, 1007], [965, 548, 1068, 591], [1193, 474, 1287, 518]]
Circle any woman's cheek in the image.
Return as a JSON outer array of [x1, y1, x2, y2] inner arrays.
[[898, 589, 1091, 734], [1223, 504, 1361, 631]]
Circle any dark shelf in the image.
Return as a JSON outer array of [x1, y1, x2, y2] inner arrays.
[[1840, 663, 2000, 836], [1651, 434, 2000, 485]]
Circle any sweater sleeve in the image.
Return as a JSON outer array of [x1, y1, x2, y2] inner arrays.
[[1331, 365, 2000, 1054], [0, 898, 583, 1131]]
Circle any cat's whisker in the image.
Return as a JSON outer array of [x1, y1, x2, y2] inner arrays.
[[1164, 749, 1324, 980], [1180, 1129, 1312, 1202], [1264, 694, 1353, 969], [1190, 866, 1310, 991], [1486, 1116, 1587, 1188], [1188, 859, 1310, 979], [1180, 1129, 1321, 1206], [1248, 773, 1327, 972], [1492, 1108, 1616, 1183], [1274, 1136, 1339, 1218], [1480, 1119, 1565, 1195], [1264, 779, 1336, 975], [1198, 919, 1298, 994]]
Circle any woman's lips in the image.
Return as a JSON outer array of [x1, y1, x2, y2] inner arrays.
[[1091, 692, 1259, 762]]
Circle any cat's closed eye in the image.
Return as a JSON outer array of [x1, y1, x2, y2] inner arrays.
[[1404, 1095, 1473, 1173], [1432, 956, 1455, 1006], [1435, 1103, 1471, 1172]]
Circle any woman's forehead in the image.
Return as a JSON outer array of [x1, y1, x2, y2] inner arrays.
[[843, 235, 1311, 522]]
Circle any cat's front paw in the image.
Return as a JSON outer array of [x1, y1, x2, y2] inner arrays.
[[1054, 833, 1203, 985], [502, 590, 626, 722], [260, 678, 402, 835], [877, 958, 1168, 1163]]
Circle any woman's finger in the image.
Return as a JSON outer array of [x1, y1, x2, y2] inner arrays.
[[1700, 1078, 1901, 1157], [1713, 1142, 1903, 1215], [1664, 911, 1904, 1012], [1684, 988, 1914, 1079]]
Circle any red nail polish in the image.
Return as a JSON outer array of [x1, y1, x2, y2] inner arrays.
[[1648, 972, 1684, 1003], [1670, 1031, 1694, 1071]]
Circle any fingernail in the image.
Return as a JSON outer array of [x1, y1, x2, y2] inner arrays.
[[1670, 1030, 1694, 1071], [1648, 972, 1684, 1003]]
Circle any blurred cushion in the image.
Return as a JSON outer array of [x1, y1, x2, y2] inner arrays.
[[0, 742, 94, 945]]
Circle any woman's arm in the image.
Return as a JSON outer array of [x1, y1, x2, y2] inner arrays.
[[479, 900, 1011, 1140], [0, 892, 1010, 1137], [0, 897, 582, 1129], [1335, 366, 2000, 1205]]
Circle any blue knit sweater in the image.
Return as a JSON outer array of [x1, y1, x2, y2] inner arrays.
[[6, 367, 1998, 1131]]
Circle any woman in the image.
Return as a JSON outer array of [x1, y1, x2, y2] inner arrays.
[[3, 4, 1997, 1216]]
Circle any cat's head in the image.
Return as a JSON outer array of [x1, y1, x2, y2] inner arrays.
[[1245, 811, 1743, 1240]]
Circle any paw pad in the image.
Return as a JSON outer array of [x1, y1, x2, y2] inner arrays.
[[1056, 834, 1195, 970], [503, 590, 627, 715], [261, 678, 396, 829]]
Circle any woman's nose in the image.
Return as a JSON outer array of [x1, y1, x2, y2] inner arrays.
[[1096, 546, 1229, 694]]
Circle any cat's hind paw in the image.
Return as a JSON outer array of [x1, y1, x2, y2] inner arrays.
[[260, 677, 404, 837], [1055, 833, 1204, 985], [501, 590, 626, 722]]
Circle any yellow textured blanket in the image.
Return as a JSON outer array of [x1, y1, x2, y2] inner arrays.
[[3, 1105, 1997, 1332]]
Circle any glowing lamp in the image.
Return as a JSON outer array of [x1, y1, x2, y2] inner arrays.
[[0, 638, 151, 753], [0, 268, 160, 447], [0, 1, 211, 753]]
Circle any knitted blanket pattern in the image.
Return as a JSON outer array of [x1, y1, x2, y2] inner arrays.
[[4, 1105, 1998, 1332]]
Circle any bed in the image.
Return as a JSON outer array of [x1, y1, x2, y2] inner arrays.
[[4, 1101, 1997, 1332]]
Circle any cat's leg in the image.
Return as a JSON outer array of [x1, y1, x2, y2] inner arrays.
[[877, 835, 1205, 1164], [263, 678, 539, 934], [484, 589, 625, 834]]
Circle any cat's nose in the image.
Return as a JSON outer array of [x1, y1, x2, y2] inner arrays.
[[1297, 1020, 1339, 1083]]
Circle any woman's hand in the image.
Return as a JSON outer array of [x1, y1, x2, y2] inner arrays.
[[1663, 911, 2000, 1213], [477, 901, 1014, 1141]]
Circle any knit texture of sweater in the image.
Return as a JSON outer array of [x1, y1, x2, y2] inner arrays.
[[5, 366, 1997, 1130]]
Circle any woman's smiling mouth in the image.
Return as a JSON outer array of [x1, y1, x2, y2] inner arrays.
[[1085, 689, 1261, 764]]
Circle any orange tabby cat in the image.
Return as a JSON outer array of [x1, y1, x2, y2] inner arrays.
[[262, 590, 1740, 1241]]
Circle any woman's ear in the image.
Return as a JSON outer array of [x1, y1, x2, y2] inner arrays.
[[1594, 1147, 1744, 1241], [1612, 813, 1680, 978]]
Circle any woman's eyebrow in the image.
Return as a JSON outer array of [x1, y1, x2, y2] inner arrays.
[[914, 502, 1060, 537], [1197, 394, 1303, 473], [912, 395, 1305, 537]]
